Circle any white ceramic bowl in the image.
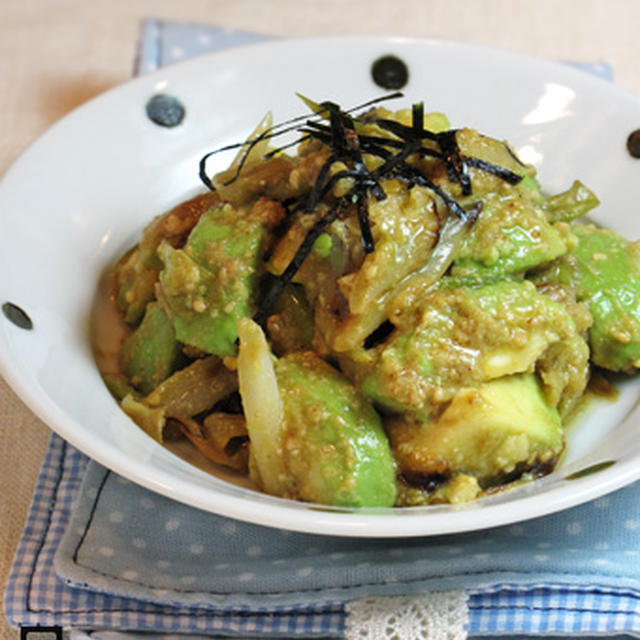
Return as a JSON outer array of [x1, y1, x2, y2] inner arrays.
[[2, 36, 640, 537]]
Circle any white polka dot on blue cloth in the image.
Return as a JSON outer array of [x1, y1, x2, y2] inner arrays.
[[164, 518, 181, 532], [567, 521, 582, 535], [169, 45, 186, 60]]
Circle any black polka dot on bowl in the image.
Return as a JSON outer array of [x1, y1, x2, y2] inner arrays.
[[2, 302, 33, 330], [371, 55, 409, 90], [146, 94, 186, 128]]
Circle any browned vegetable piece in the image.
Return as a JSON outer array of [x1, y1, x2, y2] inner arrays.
[[121, 356, 238, 444], [144, 355, 238, 418], [177, 414, 249, 472]]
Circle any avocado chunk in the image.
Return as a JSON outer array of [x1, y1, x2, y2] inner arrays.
[[450, 193, 569, 281], [158, 204, 264, 356], [356, 280, 588, 420], [275, 352, 397, 507], [119, 302, 181, 395], [237, 319, 396, 507], [414, 128, 571, 282], [116, 192, 219, 325], [534, 223, 640, 372], [386, 374, 564, 486]]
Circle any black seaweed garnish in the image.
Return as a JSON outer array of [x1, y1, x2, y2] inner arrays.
[[463, 156, 522, 184], [254, 200, 347, 328], [198, 92, 404, 192], [198, 94, 524, 323]]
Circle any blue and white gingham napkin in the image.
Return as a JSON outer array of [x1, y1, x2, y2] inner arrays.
[[4, 20, 640, 639], [5, 433, 640, 637]]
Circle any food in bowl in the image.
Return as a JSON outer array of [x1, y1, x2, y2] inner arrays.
[[93, 95, 640, 508]]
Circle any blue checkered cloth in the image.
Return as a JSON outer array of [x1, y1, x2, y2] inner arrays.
[[4, 21, 640, 639], [5, 432, 640, 637]]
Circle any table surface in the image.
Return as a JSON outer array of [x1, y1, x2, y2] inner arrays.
[[1, 1, 639, 638]]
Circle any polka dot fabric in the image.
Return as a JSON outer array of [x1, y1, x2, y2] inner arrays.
[[6, 434, 640, 637]]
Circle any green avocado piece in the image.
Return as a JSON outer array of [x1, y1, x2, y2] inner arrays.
[[387, 373, 564, 486], [534, 223, 640, 372], [119, 302, 181, 395], [115, 192, 219, 326], [158, 204, 264, 356], [450, 193, 569, 281], [274, 352, 396, 508], [356, 280, 588, 419]]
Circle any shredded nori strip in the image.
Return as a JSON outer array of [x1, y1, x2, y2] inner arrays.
[[437, 129, 471, 195], [356, 194, 375, 254], [462, 156, 522, 184], [198, 92, 405, 191], [254, 200, 347, 327], [300, 104, 385, 254], [389, 166, 469, 220], [198, 93, 526, 322]]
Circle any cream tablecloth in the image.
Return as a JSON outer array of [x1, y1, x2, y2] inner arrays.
[[1, 2, 639, 639]]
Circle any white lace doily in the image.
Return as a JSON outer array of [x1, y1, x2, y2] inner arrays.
[[345, 591, 469, 640]]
